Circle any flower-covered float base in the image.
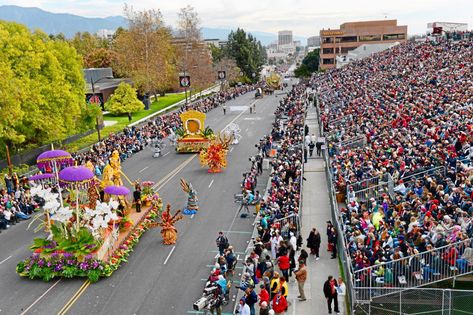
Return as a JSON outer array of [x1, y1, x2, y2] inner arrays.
[[16, 205, 160, 282], [176, 138, 210, 153]]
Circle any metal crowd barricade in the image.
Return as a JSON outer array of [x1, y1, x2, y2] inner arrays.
[[339, 135, 366, 150], [355, 287, 473, 315], [400, 166, 445, 185], [353, 237, 473, 303]]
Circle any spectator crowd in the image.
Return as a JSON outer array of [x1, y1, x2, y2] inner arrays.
[[312, 35, 473, 286]]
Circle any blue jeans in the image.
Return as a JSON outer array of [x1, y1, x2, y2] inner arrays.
[[16, 212, 30, 220]]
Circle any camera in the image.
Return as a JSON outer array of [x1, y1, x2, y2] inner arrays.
[[193, 297, 209, 311]]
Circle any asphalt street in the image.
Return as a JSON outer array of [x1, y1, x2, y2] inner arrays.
[[0, 85, 293, 315]]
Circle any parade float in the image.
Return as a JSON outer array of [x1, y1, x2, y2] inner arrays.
[[16, 149, 163, 282], [175, 110, 215, 153], [180, 178, 199, 215], [199, 132, 233, 173]]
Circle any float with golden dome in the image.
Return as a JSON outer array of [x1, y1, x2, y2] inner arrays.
[[175, 110, 215, 153]]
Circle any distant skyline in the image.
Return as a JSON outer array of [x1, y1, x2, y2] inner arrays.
[[0, 0, 472, 36]]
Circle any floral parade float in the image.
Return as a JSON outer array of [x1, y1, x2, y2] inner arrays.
[[175, 110, 215, 153], [180, 178, 199, 215], [149, 204, 183, 245], [199, 131, 233, 173], [16, 149, 163, 282]]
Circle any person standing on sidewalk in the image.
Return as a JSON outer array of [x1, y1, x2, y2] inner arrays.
[[272, 293, 288, 315], [323, 275, 340, 314], [329, 227, 337, 259], [294, 260, 307, 301], [307, 228, 321, 260]]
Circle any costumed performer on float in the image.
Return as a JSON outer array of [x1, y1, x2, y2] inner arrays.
[[151, 204, 183, 245], [181, 178, 199, 215]]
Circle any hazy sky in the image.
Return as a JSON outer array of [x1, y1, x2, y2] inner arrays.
[[1, 0, 472, 36]]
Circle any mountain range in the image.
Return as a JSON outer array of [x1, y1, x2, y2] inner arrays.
[[0, 5, 306, 45]]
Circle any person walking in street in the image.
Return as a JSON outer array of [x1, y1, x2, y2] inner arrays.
[[222, 104, 227, 115], [307, 228, 321, 260], [295, 260, 307, 301], [316, 139, 323, 157], [216, 231, 229, 256], [323, 275, 340, 314]]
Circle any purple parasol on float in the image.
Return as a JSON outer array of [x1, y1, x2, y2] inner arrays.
[[104, 185, 130, 196], [36, 150, 73, 169], [59, 166, 95, 231], [29, 173, 55, 181]]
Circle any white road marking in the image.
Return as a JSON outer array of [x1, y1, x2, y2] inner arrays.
[[229, 147, 234, 153], [0, 255, 12, 265], [162, 152, 170, 157], [190, 214, 195, 219], [19, 279, 61, 315], [138, 166, 149, 173], [208, 179, 214, 189], [245, 128, 249, 132], [223, 100, 256, 130], [163, 246, 176, 265]]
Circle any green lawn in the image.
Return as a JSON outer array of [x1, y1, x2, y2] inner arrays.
[[65, 93, 186, 152]]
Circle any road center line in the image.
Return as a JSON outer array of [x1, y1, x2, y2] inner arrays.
[[138, 166, 149, 173], [0, 255, 12, 265], [162, 152, 170, 157], [190, 213, 195, 219], [208, 179, 214, 189], [229, 147, 234, 153], [163, 246, 176, 265], [20, 279, 61, 315]]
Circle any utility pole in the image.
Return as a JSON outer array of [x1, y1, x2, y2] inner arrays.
[[5, 144, 13, 176]]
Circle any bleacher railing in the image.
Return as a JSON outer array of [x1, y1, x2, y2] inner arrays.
[[353, 237, 473, 302], [355, 287, 473, 315]]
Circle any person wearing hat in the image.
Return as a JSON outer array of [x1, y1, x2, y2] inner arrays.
[[237, 297, 251, 315], [258, 283, 270, 307], [271, 292, 288, 315]]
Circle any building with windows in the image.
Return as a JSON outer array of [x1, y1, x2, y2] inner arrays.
[[307, 36, 320, 48], [278, 30, 293, 45], [319, 19, 407, 70]]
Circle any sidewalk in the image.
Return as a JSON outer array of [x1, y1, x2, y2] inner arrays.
[[286, 104, 345, 314]]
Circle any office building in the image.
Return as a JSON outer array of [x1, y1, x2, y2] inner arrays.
[[319, 19, 407, 70]]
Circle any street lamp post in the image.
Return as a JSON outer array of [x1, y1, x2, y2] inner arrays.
[[90, 76, 112, 142]]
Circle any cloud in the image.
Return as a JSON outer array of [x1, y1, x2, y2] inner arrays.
[[0, 0, 471, 36]]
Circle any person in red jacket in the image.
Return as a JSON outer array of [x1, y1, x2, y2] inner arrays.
[[258, 283, 270, 306], [272, 293, 288, 315], [277, 254, 290, 281]]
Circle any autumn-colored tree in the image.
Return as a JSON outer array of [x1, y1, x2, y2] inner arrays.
[[0, 21, 94, 156], [213, 57, 241, 88], [105, 82, 143, 115], [114, 6, 176, 98], [69, 31, 109, 57], [84, 48, 119, 69], [175, 5, 214, 95]]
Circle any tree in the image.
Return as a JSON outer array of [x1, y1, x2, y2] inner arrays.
[[0, 21, 94, 155], [294, 49, 320, 78], [105, 82, 143, 115], [175, 6, 214, 94], [84, 48, 119, 69], [225, 28, 266, 82], [114, 6, 176, 97]]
